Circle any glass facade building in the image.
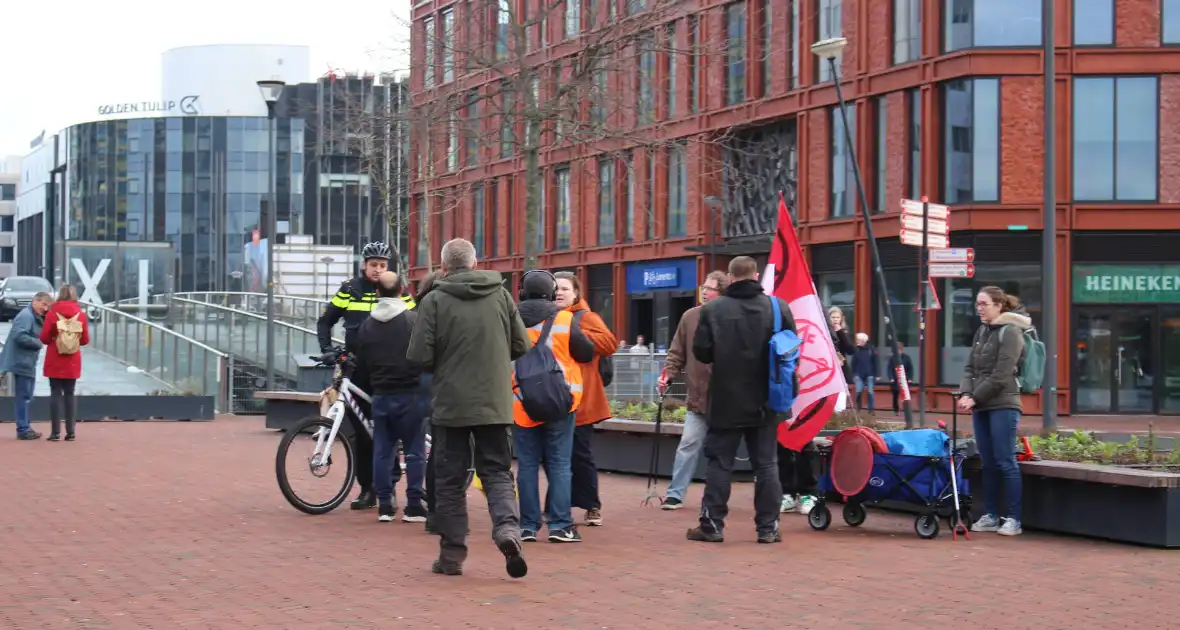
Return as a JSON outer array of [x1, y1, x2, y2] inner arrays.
[[66, 116, 304, 292]]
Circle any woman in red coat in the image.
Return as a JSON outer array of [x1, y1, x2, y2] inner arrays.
[[39, 284, 90, 441]]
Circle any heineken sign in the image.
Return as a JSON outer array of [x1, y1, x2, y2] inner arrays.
[[1073, 265, 1180, 304]]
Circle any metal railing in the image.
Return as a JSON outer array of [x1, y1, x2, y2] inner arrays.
[[172, 292, 333, 331], [87, 302, 233, 411], [606, 352, 687, 403]]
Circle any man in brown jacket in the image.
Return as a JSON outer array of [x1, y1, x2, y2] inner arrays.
[[658, 270, 728, 510]]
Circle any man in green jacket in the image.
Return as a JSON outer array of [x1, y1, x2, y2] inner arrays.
[[407, 238, 530, 579]]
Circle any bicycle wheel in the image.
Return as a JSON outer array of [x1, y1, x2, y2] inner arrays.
[[276, 415, 356, 515]]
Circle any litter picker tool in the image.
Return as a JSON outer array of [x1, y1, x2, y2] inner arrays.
[[642, 368, 671, 507], [940, 392, 970, 540]]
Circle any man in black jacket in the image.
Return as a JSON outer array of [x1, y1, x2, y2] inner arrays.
[[354, 271, 427, 523], [688, 256, 796, 544]]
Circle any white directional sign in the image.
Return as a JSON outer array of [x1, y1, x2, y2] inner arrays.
[[900, 198, 950, 220], [900, 228, 947, 249], [900, 214, 949, 235], [928, 263, 976, 278], [929, 248, 975, 263]]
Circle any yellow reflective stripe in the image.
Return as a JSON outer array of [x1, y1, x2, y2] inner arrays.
[[346, 301, 375, 311], [528, 323, 571, 334], [330, 294, 351, 308], [401, 296, 417, 310], [569, 384, 583, 392]]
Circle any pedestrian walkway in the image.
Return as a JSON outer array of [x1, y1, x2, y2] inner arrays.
[[0, 322, 163, 395], [2, 419, 1171, 628]]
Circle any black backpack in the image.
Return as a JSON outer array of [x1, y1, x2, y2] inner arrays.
[[513, 315, 574, 425], [572, 310, 613, 386]]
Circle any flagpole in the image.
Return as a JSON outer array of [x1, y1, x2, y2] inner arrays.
[[814, 38, 915, 428]]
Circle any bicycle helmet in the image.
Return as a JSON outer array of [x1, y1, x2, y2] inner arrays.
[[361, 241, 393, 261]]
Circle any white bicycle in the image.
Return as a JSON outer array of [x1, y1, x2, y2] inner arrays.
[[274, 347, 474, 515]]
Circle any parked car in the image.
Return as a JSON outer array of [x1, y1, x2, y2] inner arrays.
[[0, 276, 55, 322]]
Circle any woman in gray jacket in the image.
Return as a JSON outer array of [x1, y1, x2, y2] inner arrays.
[[959, 286, 1029, 537]]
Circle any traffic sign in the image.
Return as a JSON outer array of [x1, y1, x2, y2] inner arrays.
[[900, 198, 950, 220], [929, 248, 975, 263], [927, 263, 976, 278], [900, 228, 947, 249], [899, 214, 949, 235], [914, 278, 942, 311]]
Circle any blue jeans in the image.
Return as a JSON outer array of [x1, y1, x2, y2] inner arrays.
[[972, 408, 1022, 522], [665, 411, 708, 501], [854, 375, 875, 411], [372, 393, 427, 508], [514, 413, 575, 532], [12, 375, 35, 435]]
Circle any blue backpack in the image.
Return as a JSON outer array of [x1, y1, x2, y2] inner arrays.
[[767, 297, 803, 414], [513, 315, 574, 425]]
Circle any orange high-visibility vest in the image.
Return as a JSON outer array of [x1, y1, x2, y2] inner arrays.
[[513, 310, 584, 427]]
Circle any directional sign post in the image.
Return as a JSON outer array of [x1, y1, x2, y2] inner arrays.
[[927, 263, 976, 278], [929, 248, 975, 263]]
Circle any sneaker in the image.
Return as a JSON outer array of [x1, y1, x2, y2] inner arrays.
[[779, 494, 797, 513], [797, 495, 817, 515], [584, 508, 603, 526], [970, 514, 1001, 533], [661, 497, 684, 510], [17, 430, 41, 441], [758, 530, 783, 544], [47, 434, 60, 442], [65, 434, 76, 441], [547, 527, 582, 543], [351, 489, 377, 510], [378, 503, 396, 523], [685, 526, 724, 543], [497, 538, 528, 579], [431, 560, 463, 576], [997, 518, 1023, 536], [520, 530, 538, 542], [402, 504, 428, 523]]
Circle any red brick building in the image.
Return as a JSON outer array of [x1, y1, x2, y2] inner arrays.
[[410, 0, 1180, 416]]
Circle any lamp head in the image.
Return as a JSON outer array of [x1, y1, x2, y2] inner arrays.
[[257, 79, 287, 104], [810, 37, 849, 60]]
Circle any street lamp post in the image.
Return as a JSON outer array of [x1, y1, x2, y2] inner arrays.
[[321, 256, 335, 297], [812, 37, 914, 428], [1041, 0, 1058, 431], [257, 79, 286, 392], [703, 196, 725, 274]]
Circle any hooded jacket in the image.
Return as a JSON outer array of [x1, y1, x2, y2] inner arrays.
[[40, 300, 91, 380], [354, 298, 421, 395], [664, 304, 710, 414], [961, 311, 1031, 412], [567, 300, 617, 425], [407, 269, 530, 427], [0, 306, 46, 378]]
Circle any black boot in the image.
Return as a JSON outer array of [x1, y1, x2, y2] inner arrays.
[[350, 488, 377, 510]]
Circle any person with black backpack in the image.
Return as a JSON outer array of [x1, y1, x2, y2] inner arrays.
[[513, 270, 596, 544], [688, 256, 795, 544]]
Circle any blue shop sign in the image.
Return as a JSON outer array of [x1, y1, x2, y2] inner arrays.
[[625, 259, 697, 293]]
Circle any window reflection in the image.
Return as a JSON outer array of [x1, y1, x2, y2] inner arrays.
[[944, 0, 1042, 51], [942, 78, 999, 204], [1073, 77, 1158, 202], [817, 272, 855, 332], [873, 268, 922, 381], [938, 263, 1042, 384]]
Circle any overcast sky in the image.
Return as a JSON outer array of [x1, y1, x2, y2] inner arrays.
[[0, 0, 409, 159]]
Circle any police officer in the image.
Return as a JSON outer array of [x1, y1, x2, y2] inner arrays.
[[316, 241, 416, 510]]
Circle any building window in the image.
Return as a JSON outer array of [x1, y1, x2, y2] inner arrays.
[[830, 103, 856, 218], [908, 89, 922, 198], [942, 78, 1000, 204], [689, 15, 701, 113], [816, 0, 842, 83], [507, 177, 516, 254], [666, 142, 687, 237], [646, 149, 656, 240], [873, 269, 921, 373], [556, 166, 571, 250], [496, 0, 510, 60], [893, 0, 921, 64], [1074, 0, 1113, 45], [538, 172, 548, 252], [875, 97, 888, 213], [466, 91, 479, 166], [598, 158, 615, 245], [939, 263, 1042, 384], [944, 0, 1042, 52], [1073, 76, 1159, 202], [666, 23, 677, 118], [1166, 0, 1180, 43], [624, 152, 636, 242], [489, 179, 500, 255], [789, 0, 800, 89], [424, 16, 436, 88], [638, 32, 656, 125], [591, 69, 607, 124], [501, 82, 515, 158], [0, 184, 14, 201], [473, 183, 486, 257], [760, 0, 772, 97], [447, 111, 459, 171], [415, 194, 428, 265], [566, 0, 581, 37], [817, 272, 855, 333], [0, 216, 13, 232], [441, 9, 455, 83], [725, 2, 747, 105]]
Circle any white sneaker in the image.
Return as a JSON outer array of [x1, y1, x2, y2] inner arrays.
[[797, 495, 817, 515], [779, 494, 798, 513], [970, 514, 1001, 532], [997, 517, 1023, 536]]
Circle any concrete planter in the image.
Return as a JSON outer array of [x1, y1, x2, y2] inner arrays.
[[0, 395, 216, 422], [590, 419, 753, 479]]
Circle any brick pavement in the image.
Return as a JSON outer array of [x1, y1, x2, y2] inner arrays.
[[0, 418, 1175, 629]]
